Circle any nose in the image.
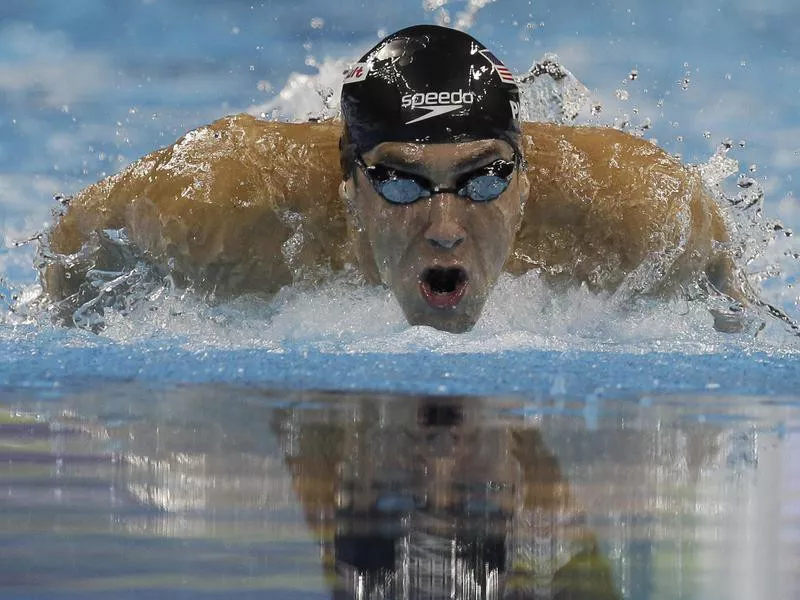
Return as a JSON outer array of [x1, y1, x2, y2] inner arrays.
[[424, 195, 466, 250]]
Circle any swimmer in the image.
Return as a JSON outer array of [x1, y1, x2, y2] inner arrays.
[[42, 25, 750, 333]]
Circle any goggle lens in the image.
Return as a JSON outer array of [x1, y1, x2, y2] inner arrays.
[[460, 173, 510, 203], [378, 174, 431, 204]]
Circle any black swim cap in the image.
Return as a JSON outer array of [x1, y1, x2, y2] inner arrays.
[[340, 25, 521, 160]]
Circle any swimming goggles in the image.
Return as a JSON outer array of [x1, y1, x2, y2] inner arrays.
[[355, 156, 517, 205]]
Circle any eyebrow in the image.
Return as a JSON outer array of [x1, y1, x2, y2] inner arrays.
[[372, 145, 512, 176]]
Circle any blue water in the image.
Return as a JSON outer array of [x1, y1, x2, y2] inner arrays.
[[1, 325, 798, 398], [1, 1, 800, 598]]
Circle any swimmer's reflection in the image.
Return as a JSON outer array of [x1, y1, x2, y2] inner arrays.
[[272, 396, 619, 599]]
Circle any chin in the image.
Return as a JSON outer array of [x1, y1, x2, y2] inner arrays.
[[407, 312, 477, 333], [400, 296, 484, 333]]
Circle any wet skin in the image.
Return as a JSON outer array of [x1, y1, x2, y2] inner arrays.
[[45, 116, 750, 335], [343, 140, 530, 333]]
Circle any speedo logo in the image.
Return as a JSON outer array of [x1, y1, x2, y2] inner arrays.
[[401, 90, 475, 124]]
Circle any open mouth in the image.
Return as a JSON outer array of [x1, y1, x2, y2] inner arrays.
[[419, 266, 469, 309]]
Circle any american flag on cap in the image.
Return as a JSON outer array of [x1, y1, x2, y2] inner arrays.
[[480, 49, 516, 85]]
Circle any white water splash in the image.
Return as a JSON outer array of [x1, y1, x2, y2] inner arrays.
[[422, 0, 496, 30], [247, 57, 348, 122], [23, 263, 783, 357], [516, 54, 592, 124], [696, 138, 799, 326]]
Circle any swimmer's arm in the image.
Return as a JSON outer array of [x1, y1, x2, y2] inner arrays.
[[515, 122, 749, 303], [42, 114, 346, 302]]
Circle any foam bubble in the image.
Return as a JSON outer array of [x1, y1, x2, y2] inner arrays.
[[44, 268, 793, 357]]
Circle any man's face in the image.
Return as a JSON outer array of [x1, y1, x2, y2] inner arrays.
[[344, 139, 528, 333]]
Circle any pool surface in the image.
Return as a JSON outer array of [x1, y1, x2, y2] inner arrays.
[[2, 384, 799, 599]]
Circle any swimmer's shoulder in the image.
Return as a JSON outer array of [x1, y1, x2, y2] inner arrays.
[[512, 121, 729, 295], [198, 113, 341, 156], [46, 115, 349, 301], [50, 114, 344, 255], [147, 113, 341, 188], [521, 122, 680, 177], [520, 121, 701, 213]]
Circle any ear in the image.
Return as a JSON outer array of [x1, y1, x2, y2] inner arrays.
[[339, 177, 356, 203], [517, 170, 530, 209], [340, 176, 365, 233]]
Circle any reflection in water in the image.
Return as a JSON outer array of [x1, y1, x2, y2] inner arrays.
[[272, 395, 617, 599], [1, 385, 798, 598]]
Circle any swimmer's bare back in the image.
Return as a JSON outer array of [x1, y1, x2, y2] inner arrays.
[[43, 113, 743, 304]]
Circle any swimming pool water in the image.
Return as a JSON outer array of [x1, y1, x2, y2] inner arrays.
[[2, 384, 799, 598]]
